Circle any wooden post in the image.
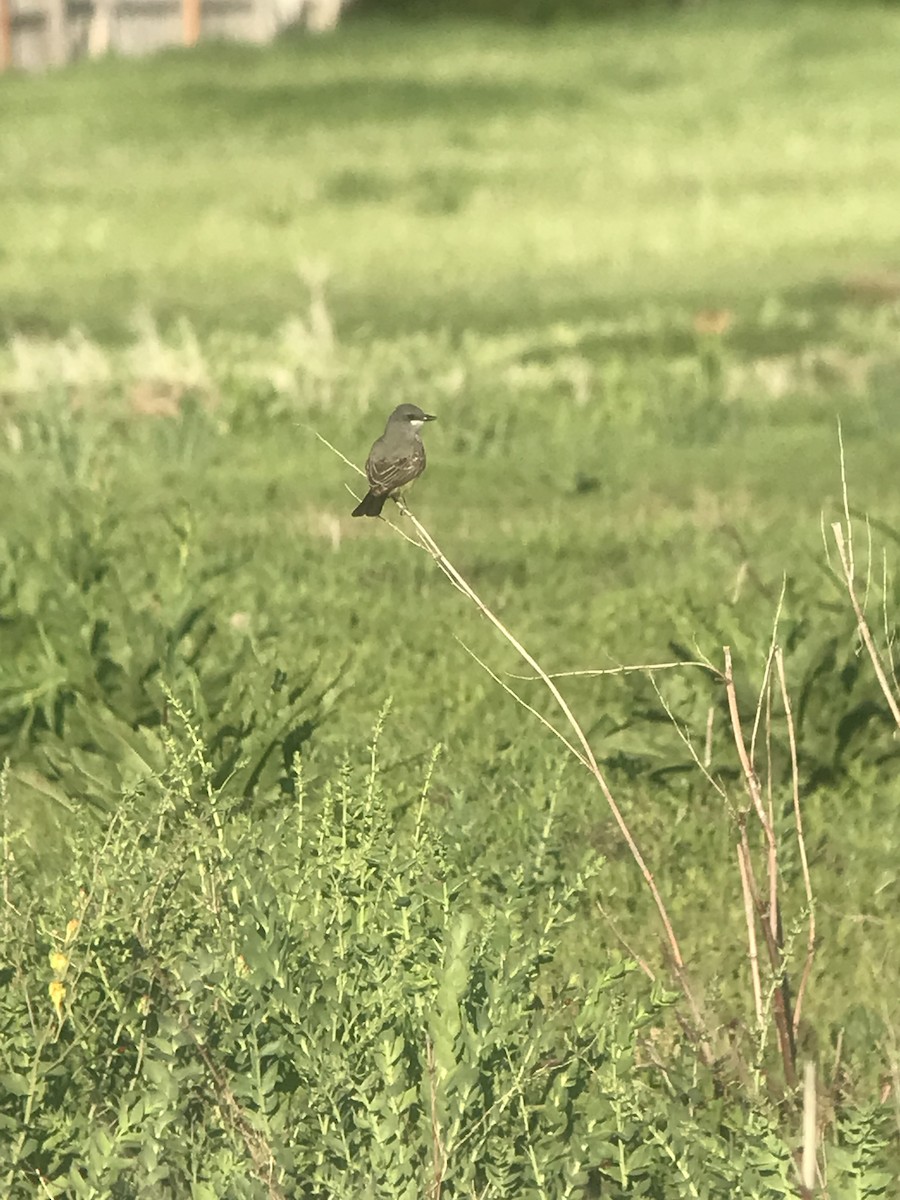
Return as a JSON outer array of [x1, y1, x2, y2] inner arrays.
[[45, 0, 68, 65], [182, 0, 200, 45], [0, 0, 12, 72], [88, 0, 114, 57]]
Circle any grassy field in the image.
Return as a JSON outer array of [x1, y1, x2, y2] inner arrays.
[[2, 3, 900, 1194]]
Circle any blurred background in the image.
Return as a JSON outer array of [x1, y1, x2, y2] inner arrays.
[[2, 0, 900, 1191]]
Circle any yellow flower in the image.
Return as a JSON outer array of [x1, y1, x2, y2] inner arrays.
[[48, 980, 66, 1020], [64, 919, 80, 944], [49, 951, 69, 976]]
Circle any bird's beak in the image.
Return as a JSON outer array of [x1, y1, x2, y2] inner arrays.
[[423, 413, 437, 421]]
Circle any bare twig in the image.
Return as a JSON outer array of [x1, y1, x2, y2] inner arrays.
[[838, 417, 854, 578], [703, 706, 714, 770], [749, 580, 786, 776], [737, 842, 763, 1027], [457, 642, 589, 770], [820, 509, 836, 576], [776, 649, 816, 1036], [830, 1027, 844, 1083], [426, 1037, 446, 1200], [800, 1060, 817, 1199], [314, 429, 366, 479], [863, 515, 874, 615], [831, 425, 900, 731], [158, 973, 286, 1199], [832, 524, 900, 732], [507, 660, 721, 682], [724, 647, 797, 1087], [649, 675, 726, 801], [595, 900, 657, 983], [404, 509, 697, 996], [317, 431, 710, 1053], [882, 549, 899, 693], [724, 647, 777, 843], [731, 560, 749, 605], [764, 671, 777, 945]]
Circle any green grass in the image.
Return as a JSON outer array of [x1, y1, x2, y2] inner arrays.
[[2, 4, 900, 339], [2, 3, 900, 1191]]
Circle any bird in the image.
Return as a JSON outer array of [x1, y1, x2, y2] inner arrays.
[[351, 403, 436, 518]]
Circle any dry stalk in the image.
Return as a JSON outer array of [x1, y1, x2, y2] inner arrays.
[[832, 523, 900, 732], [403, 505, 711, 1041], [764, 675, 778, 944], [460, 642, 590, 770], [748, 580, 786, 800], [776, 649, 816, 1036], [737, 841, 764, 1027], [144, 961, 287, 1199], [724, 646, 797, 1088], [724, 646, 781, 950], [317, 430, 710, 1054], [507, 659, 719, 681], [800, 1060, 817, 1199], [595, 899, 657, 983], [724, 648, 778, 845], [882, 549, 899, 693], [648, 674, 725, 801], [426, 1037, 447, 1200], [829, 1027, 844, 1095], [831, 426, 900, 732], [188, 1030, 286, 1199], [703, 705, 715, 769]]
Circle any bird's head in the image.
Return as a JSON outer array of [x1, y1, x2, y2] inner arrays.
[[388, 403, 437, 431]]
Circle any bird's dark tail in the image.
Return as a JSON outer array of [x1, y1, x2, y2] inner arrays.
[[352, 491, 388, 518]]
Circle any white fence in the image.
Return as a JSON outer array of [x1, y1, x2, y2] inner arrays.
[[0, 0, 345, 71]]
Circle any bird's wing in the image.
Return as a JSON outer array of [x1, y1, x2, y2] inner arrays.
[[366, 440, 425, 495]]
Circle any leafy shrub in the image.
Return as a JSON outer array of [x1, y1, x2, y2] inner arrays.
[[2, 707, 896, 1197], [0, 715, 668, 1196]]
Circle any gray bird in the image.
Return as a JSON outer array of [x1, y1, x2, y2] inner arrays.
[[352, 403, 436, 518]]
